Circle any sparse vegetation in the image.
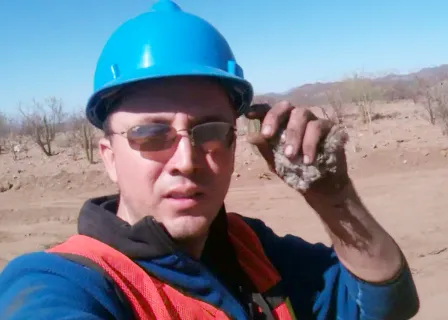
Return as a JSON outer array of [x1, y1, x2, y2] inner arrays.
[[1, 99, 101, 164], [68, 111, 99, 164], [19, 97, 66, 157], [415, 77, 437, 125], [412, 77, 448, 135], [0, 113, 8, 155], [430, 81, 448, 135], [325, 89, 345, 124], [383, 79, 419, 103], [2, 66, 448, 167], [345, 74, 381, 126]]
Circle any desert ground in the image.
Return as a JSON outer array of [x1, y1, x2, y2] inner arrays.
[[0, 101, 447, 319]]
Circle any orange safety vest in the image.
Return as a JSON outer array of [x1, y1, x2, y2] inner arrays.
[[47, 212, 297, 320]]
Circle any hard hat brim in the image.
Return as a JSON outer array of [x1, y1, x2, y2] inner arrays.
[[86, 63, 253, 129]]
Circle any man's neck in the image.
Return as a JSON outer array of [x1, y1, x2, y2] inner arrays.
[[116, 201, 209, 260], [174, 233, 209, 260], [116, 204, 140, 225]]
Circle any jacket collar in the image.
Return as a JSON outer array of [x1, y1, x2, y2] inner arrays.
[[77, 194, 229, 260]]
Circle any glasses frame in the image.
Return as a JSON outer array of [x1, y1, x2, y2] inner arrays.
[[106, 121, 237, 151]]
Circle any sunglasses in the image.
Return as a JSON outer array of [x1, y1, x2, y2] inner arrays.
[[109, 121, 236, 152]]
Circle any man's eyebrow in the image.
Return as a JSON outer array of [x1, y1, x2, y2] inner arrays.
[[133, 115, 172, 125], [192, 115, 233, 125], [127, 114, 234, 128]]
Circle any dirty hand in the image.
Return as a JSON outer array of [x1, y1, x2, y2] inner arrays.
[[245, 101, 350, 197]]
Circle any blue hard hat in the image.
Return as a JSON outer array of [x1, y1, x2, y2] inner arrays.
[[86, 0, 254, 129]]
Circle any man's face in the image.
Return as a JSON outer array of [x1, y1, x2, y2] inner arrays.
[[98, 78, 236, 241]]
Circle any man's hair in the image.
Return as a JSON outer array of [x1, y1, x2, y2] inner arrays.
[[102, 116, 113, 138], [100, 87, 133, 139]]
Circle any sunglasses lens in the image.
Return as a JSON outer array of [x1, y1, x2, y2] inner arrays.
[[125, 122, 235, 152], [127, 123, 176, 151], [192, 122, 235, 151]]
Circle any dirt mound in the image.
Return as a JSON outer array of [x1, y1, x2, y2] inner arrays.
[[1, 169, 114, 195]]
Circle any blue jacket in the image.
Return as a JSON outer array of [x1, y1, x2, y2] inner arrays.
[[0, 195, 419, 319]]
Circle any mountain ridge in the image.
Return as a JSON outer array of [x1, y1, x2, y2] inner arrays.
[[254, 64, 448, 105]]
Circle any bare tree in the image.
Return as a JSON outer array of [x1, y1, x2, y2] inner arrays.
[[415, 77, 436, 125], [325, 89, 345, 124], [430, 81, 448, 135], [19, 97, 65, 157], [319, 106, 331, 121], [344, 74, 379, 126], [67, 111, 98, 164], [0, 113, 8, 154]]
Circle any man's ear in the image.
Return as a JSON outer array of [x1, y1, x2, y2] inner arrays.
[[99, 137, 118, 183]]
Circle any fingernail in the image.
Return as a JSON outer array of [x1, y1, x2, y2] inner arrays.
[[303, 155, 311, 164], [280, 132, 286, 143], [262, 125, 271, 136], [284, 145, 293, 157]]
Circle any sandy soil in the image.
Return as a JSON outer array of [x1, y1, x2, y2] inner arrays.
[[1, 101, 447, 319]]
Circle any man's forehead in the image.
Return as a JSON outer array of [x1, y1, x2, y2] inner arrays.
[[116, 94, 231, 115], [118, 79, 229, 107], [110, 78, 231, 112], [119, 112, 233, 125], [110, 98, 235, 127], [124, 77, 228, 98]]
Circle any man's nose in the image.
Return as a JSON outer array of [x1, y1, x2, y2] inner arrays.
[[167, 134, 199, 176]]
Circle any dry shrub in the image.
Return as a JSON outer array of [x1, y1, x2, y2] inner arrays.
[[415, 77, 437, 125], [371, 111, 401, 121], [325, 89, 345, 124], [19, 97, 66, 157], [66, 111, 100, 164], [430, 81, 448, 135], [345, 75, 378, 125], [0, 113, 12, 155]]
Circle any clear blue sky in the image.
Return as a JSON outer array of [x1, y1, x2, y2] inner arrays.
[[1, 0, 447, 116]]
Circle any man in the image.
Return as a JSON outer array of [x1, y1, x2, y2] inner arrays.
[[0, 1, 419, 319]]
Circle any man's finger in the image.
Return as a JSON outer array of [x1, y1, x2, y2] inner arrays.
[[301, 119, 333, 163], [259, 101, 294, 139], [282, 107, 316, 159], [244, 103, 271, 120]]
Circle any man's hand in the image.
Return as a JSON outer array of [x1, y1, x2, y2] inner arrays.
[[245, 101, 407, 284], [245, 101, 349, 196]]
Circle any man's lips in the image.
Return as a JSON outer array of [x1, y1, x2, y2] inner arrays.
[[163, 186, 205, 210], [164, 186, 205, 199], [166, 192, 203, 199]]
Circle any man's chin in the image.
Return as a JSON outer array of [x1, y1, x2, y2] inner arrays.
[[162, 214, 211, 240]]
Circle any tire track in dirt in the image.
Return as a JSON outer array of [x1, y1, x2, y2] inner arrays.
[[0, 198, 81, 269]]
